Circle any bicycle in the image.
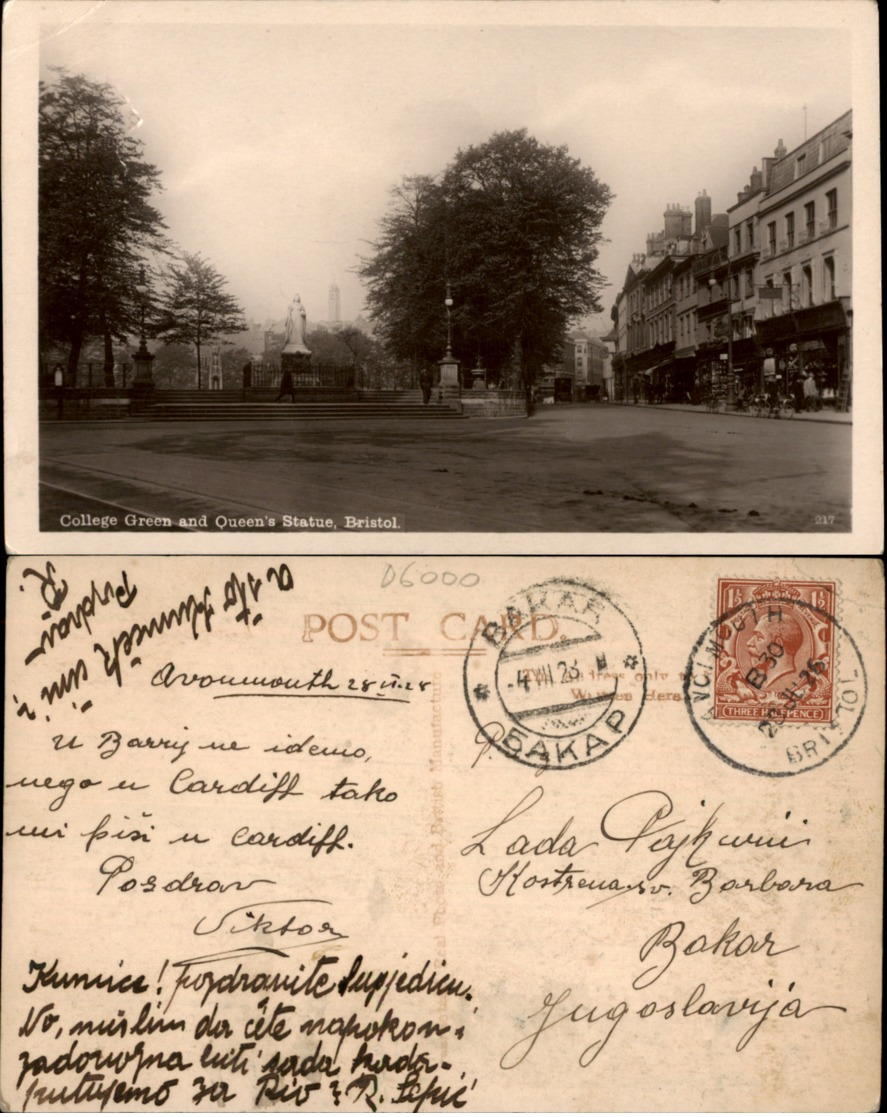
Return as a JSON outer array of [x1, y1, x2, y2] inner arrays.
[[750, 394, 768, 418], [771, 395, 795, 420], [704, 391, 726, 414], [751, 391, 795, 419]]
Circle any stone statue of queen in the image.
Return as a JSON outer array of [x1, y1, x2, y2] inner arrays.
[[282, 294, 310, 353]]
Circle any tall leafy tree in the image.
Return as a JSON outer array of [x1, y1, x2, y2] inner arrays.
[[39, 69, 169, 383], [360, 130, 613, 404], [359, 175, 449, 376], [154, 253, 246, 388]]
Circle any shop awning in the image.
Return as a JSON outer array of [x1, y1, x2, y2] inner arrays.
[[756, 301, 849, 345]]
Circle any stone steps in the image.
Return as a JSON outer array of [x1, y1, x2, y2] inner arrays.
[[154, 390, 246, 400], [357, 389, 423, 401], [141, 402, 462, 421]]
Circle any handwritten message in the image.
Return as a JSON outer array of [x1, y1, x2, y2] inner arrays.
[[14, 949, 477, 1111], [4, 556, 882, 1111]]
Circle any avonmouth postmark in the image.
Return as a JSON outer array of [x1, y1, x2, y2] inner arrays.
[[463, 578, 646, 770]]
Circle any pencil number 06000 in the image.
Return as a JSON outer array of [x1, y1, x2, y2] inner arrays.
[[381, 562, 480, 589]]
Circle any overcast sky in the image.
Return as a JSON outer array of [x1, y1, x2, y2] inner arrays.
[[29, 1, 862, 334]]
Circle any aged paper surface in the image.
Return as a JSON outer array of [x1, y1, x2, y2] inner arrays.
[[3, 555, 882, 1111], [2, 0, 883, 555]]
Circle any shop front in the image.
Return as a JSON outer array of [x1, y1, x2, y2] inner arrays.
[[670, 350, 697, 404], [728, 337, 762, 404], [755, 300, 851, 410]]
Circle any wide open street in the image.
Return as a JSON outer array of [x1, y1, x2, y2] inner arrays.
[[39, 404, 851, 534]]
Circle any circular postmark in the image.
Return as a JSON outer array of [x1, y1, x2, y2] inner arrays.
[[684, 589, 867, 777], [463, 577, 646, 770]]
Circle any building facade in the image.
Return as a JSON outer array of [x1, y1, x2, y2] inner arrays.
[[755, 111, 853, 407], [609, 110, 853, 409], [612, 194, 726, 402], [563, 330, 611, 399]]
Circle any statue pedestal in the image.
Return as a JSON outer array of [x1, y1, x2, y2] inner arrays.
[[281, 351, 312, 383], [130, 343, 154, 414], [438, 354, 461, 387], [438, 355, 460, 387], [437, 353, 462, 410], [132, 344, 154, 388]]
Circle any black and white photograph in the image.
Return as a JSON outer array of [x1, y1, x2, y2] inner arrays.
[[3, 0, 881, 553]]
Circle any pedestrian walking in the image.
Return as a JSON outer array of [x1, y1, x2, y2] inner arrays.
[[275, 366, 295, 402], [419, 370, 432, 405]]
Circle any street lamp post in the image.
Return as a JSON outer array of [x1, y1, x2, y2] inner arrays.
[[132, 265, 155, 388], [709, 268, 733, 404], [785, 281, 804, 393], [438, 280, 461, 395]]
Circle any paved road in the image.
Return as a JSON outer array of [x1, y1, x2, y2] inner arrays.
[[40, 405, 852, 534]]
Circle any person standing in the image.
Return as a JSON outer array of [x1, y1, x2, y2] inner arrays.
[[276, 366, 295, 402], [762, 350, 778, 407], [803, 371, 819, 412], [53, 364, 64, 419]]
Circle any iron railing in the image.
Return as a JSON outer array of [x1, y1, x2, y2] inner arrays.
[[250, 363, 355, 389]]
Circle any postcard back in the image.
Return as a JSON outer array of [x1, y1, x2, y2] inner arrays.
[[2, 556, 882, 1111]]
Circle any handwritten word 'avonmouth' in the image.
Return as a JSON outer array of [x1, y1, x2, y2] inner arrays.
[[151, 662, 431, 702]]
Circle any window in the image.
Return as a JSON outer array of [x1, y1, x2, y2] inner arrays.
[[785, 212, 795, 248], [826, 189, 838, 228], [804, 202, 815, 239], [731, 274, 740, 300], [823, 255, 836, 300], [767, 222, 777, 254], [802, 264, 814, 307], [746, 221, 754, 250], [796, 153, 806, 178], [734, 228, 742, 254], [744, 268, 754, 297], [783, 271, 794, 307]]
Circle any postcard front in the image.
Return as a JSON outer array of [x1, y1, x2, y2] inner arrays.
[[2, 0, 883, 556], [2, 556, 882, 1111]]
